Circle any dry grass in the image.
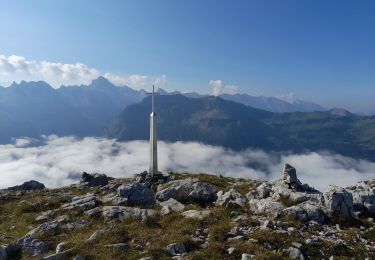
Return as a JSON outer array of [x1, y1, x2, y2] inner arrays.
[[0, 174, 373, 259]]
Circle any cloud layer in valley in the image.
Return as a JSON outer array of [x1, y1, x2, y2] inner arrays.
[[0, 54, 167, 89], [0, 136, 374, 191]]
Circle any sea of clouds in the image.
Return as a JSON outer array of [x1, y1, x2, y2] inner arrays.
[[0, 135, 374, 191]]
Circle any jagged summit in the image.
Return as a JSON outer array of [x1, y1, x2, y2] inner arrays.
[[328, 107, 354, 117], [89, 76, 116, 89], [1, 165, 375, 259], [10, 80, 54, 90]]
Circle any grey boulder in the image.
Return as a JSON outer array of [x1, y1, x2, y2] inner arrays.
[[241, 253, 253, 260], [324, 186, 354, 220], [160, 198, 185, 215], [15, 235, 49, 255], [181, 210, 210, 219], [63, 220, 88, 232], [86, 229, 108, 242], [117, 183, 156, 207], [283, 164, 298, 186], [0, 246, 7, 260], [349, 180, 375, 213], [80, 172, 108, 187], [41, 250, 72, 260], [284, 247, 305, 260], [7, 180, 45, 191], [166, 243, 186, 256], [216, 189, 246, 208], [282, 201, 326, 223], [85, 206, 155, 221], [62, 194, 99, 210], [156, 178, 217, 204], [256, 182, 272, 199], [249, 197, 285, 217], [27, 220, 61, 238]]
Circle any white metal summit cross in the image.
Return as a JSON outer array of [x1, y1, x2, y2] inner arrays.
[[147, 85, 160, 177]]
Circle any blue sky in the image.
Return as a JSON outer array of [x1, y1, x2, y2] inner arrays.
[[0, 0, 374, 112]]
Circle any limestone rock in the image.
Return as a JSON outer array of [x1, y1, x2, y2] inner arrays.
[[271, 180, 322, 203], [42, 250, 71, 260], [35, 210, 56, 222], [284, 247, 305, 260], [80, 172, 108, 187], [283, 164, 298, 185], [282, 202, 326, 223], [156, 178, 217, 204], [182, 210, 210, 219], [16, 235, 49, 255], [160, 198, 185, 215], [62, 194, 99, 210], [85, 206, 155, 221], [280, 164, 319, 193], [227, 247, 236, 255], [305, 238, 320, 246], [0, 246, 7, 260], [117, 183, 156, 207], [216, 189, 246, 208], [27, 220, 61, 238], [86, 229, 108, 242], [7, 180, 45, 191], [63, 220, 88, 232], [256, 183, 272, 199], [349, 181, 375, 213], [260, 220, 274, 230], [56, 242, 67, 253], [352, 190, 375, 213], [0, 244, 20, 259], [241, 253, 252, 260], [249, 197, 285, 217], [324, 186, 354, 219], [188, 181, 217, 203], [166, 243, 186, 256], [135, 171, 171, 185]]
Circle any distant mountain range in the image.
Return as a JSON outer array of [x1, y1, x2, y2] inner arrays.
[[0, 77, 331, 144], [1, 77, 373, 161], [107, 95, 375, 161], [0, 77, 144, 143], [155, 88, 326, 113]]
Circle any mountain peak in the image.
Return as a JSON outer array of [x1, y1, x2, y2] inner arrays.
[[90, 76, 115, 88], [10, 80, 53, 89], [156, 88, 168, 95], [328, 108, 353, 117]]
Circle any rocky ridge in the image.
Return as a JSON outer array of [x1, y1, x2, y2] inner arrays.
[[0, 166, 375, 259]]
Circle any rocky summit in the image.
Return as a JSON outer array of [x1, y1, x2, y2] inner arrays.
[[1, 168, 375, 259]]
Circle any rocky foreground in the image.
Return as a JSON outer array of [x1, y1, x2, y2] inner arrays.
[[1, 166, 375, 260]]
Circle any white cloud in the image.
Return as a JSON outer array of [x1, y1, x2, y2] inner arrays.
[[103, 73, 149, 89], [154, 74, 167, 86], [38, 61, 100, 87], [210, 79, 238, 96], [0, 55, 32, 74], [277, 92, 297, 104], [103, 72, 129, 86], [0, 54, 167, 89], [128, 74, 149, 88], [104, 73, 168, 89], [1, 136, 374, 191]]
